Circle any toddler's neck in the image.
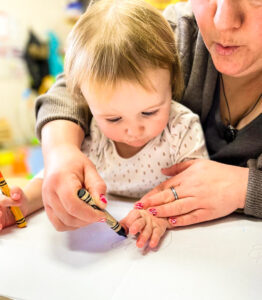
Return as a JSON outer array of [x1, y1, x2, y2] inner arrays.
[[114, 141, 147, 158]]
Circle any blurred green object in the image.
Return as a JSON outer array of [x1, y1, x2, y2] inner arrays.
[[30, 137, 40, 146]]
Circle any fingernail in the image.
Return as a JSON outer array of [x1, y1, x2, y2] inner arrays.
[[134, 202, 143, 209], [100, 194, 107, 204], [169, 217, 176, 225], [11, 193, 20, 200], [148, 208, 157, 216], [98, 218, 106, 223]]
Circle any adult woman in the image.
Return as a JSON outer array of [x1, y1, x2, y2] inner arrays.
[[36, 0, 262, 231]]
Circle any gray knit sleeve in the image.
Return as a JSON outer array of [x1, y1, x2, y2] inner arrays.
[[244, 155, 262, 218], [35, 73, 90, 140]]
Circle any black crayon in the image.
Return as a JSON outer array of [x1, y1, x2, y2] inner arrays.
[[77, 188, 127, 237]]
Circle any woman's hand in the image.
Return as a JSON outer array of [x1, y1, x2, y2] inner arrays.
[[134, 159, 249, 227], [121, 209, 171, 248], [42, 144, 107, 231], [41, 120, 107, 231]]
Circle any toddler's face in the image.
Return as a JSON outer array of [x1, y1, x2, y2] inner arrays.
[[81, 68, 172, 153]]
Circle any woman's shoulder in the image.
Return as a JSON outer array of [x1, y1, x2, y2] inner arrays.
[[169, 101, 200, 124], [163, 1, 195, 24], [163, 2, 198, 43], [165, 101, 208, 161], [167, 101, 202, 138], [164, 3, 217, 121]]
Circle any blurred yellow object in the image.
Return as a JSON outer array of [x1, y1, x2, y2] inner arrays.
[[0, 150, 15, 178], [0, 118, 12, 145], [38, 75, 55, 95], [0, 151, 14, 165], [145, 0, 187, 10], [0, 148, 29, 177]]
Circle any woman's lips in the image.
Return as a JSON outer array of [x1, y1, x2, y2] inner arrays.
[[215, 43, 240, 56]]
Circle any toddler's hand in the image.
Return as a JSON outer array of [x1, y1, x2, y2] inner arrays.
[[0, 186, 28, 230], [121, 209, 171, 249]]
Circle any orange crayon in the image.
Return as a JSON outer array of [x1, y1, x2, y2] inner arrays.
[[0, 171, 27, 228]]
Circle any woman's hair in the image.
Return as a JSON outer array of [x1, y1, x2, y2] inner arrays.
[[65, 0, 184, 100]]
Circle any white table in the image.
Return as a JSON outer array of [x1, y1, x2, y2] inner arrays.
[[0, 196, 262, 300]]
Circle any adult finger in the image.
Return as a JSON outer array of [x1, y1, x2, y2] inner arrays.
[[168, 209, 213, 227], [45, 205, 77, 231], [148, 197, 200, 218], [44, 179, 106, 229], [45, 196, 90, 228], [138, 173, 187, 205], [52, 173, 105, 223], [138, 185, 165, 204], [83, 162, 107, 210], [161, 160, 196, 176], [135, 185, 187, 210]]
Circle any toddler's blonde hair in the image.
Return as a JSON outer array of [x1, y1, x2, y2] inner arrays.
[[65, 0, 183, 100]]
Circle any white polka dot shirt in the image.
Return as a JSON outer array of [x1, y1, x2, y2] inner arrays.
[[81, 101, 209, 198]]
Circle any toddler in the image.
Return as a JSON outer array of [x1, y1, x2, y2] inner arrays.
[[0, 0, 208, 248]]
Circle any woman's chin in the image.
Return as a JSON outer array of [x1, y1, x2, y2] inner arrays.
[[210, 46, 256, 77]]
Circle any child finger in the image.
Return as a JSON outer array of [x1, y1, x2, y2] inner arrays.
[[120, 209, 141, 228], [129, 217, 146, 235], [136, 216, 153, 248], [0, 211, 4, 230], [10, 186, 23, 199], [149, 227, 164, 248], [0, 195, 21, 207]]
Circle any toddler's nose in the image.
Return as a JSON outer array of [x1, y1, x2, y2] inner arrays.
[[126, 124, 144, 137]]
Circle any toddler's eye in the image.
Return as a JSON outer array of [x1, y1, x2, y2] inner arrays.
[[142, 109, 158, 116], [106, 117, 122, 123]]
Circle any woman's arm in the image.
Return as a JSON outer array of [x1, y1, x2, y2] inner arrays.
[[245, 154, 262, 218], [35, 75, 107, 231], [35, 73, 90, 140]]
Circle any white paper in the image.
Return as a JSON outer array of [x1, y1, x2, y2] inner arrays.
[[0, 197, 262, 300]]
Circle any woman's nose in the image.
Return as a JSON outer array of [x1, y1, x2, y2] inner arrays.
[[213, 0, 242, 31]]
